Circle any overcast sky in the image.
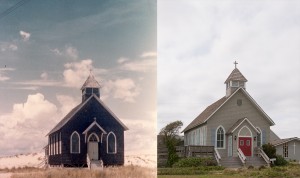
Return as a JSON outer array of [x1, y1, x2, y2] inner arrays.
[[158, 0, 300, 139], [0, 0, 156, 156]]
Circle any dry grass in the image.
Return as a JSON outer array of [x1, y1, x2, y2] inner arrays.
[[10, 165, 156, 178]]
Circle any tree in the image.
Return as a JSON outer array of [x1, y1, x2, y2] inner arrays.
[[159, 120, 183, 167]]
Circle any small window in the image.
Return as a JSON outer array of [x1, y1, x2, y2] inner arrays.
[[232, 81, 239, 87], [107, 132, 117, 154], [246, 140, 250, 146], [71, 132, 80, 153], [240, 140, 244, 146], [237, 99, 242, 106], [283, 143, 288, 158]]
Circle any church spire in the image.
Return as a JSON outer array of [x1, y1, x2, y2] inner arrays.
[[225, 61, 247, 97], [81, 71, 101, 102]]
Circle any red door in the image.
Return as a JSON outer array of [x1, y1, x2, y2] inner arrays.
[[239, 137, 251, 156]]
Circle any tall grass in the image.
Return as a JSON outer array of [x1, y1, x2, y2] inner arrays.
[[10, 165, 156, 178]]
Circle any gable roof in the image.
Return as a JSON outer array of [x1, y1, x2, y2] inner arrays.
[[271, 137, 300, 146], [224, 68, 248, 83], [182, 87, 275, 133], [226, 118, 260, 134], [81, 73, 101, 90], [82, 120, 107, 134], [47, 94, 128, 136]]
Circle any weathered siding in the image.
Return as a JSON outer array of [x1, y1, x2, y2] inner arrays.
[[276, 140, 300, 162], [206, 90, 271, 157], [184, 125, 207, 146]]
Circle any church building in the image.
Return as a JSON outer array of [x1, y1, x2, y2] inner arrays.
[[183, 62, 275, 167], [46, 73, 128, 167]]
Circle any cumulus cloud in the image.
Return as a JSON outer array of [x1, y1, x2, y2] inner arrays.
[[140, 52, 157, 58], [0, 93, 58, 155], [120, 58, 156, 72], [103, 78, 140, 103], [19, 30, 31, 41], [63, 59, 93, 87], [117, 57, 129, 64], [0, 43, 18, 52], [51, 46, 78, 60]]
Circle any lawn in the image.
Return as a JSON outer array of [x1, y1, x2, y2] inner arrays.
[[158, 163, 300, 178]]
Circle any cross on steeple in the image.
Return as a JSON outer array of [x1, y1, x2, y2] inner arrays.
[[234, 61, 238, 68]]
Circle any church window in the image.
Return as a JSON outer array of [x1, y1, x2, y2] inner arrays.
[[216, 126, 225, 148], [237, 99, 242, 106], [232, 81, 239, 87], [256, 127, 262, 147], [70, 131, 80, 153], [283, 143, 288, 158], [107, 132, 117, 154]]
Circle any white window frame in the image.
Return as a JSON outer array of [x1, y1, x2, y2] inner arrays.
[[215, 125, 226, 149], [107, 132, 117, 154], [70, 131, 80, 154], [256, 127, 262, 147]]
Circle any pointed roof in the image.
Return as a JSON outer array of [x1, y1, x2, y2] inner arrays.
[[182, 87, 275, 133], [81, 73, 101, 90], [224, 68, 248, 83]]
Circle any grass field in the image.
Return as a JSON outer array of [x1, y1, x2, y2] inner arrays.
[[158, 163, 300, 178], [2, 165, 156, 178]]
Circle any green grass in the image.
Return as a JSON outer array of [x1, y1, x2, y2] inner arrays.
[[158, 164, 300, 178]]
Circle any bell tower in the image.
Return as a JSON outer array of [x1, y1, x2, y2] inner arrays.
[[225, 61, 248, 97], [81, 72, 101, 102]]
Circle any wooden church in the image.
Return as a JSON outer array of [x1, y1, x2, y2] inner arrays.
[[183, 62, 275, 167], [46, 73, 128, 167]]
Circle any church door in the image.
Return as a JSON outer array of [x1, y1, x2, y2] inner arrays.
[[239, 137, 251, 156], [88, 134, 99, 160]]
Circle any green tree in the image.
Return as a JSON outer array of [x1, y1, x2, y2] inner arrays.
[[159, 120, 183, 167]]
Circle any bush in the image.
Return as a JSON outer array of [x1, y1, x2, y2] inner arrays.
[[172, 157, 217, 168], [262, 143, 276, 158], [275, 155, 288, 166]]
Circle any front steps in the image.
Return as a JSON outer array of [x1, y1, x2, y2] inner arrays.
[[220, 156, 268, 168], [90, 160, 104, 170]]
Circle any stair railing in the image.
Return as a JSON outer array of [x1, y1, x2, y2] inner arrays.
[[214, 148, 221, 166], [237, 148, 246, 165], [257, 147, 271, 167], [87, 154, 91, 170]]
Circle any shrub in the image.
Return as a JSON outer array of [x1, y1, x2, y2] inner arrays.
[[274, 155, 288, 166], [262, 143, 276, 158], [248, 165, 254, 169], [172, 157, 217, 168]]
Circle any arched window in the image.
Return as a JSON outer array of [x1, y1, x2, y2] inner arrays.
[[107, 132, 116, 154], [70, 131, 80, 153], [256, 127, 262, 147], [216, 126, 225, 148]]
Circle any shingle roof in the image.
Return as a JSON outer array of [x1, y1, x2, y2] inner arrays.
[[182, 97, 227, 132], [271, 137, 300, 146], [81, 74, 101, 90], [47, 94, 128, 136], [224, 68, 248, 83]]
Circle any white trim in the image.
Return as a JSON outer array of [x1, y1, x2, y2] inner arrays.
[[230, 118, 260, 134], [256, 127, 262, 147], [238, 125, 253, 137], [70, 131, 80, 154], [203, 88, 275, 125], [88, 133, 99, 142], [215, 125, 226, 149], [107, 131, 117, 154], [273, 137, 300, 146], [83, 120, 107, 135]]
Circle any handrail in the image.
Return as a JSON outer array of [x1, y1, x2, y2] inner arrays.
[[214, 148, 221, 166], [87, 154, 91, 169], [257, 147, 271, 165], [237, 148, 246, 164]]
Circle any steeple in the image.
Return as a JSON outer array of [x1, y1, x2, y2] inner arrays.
[[225, 61, 247, 97], [81, 71, 101, 102]]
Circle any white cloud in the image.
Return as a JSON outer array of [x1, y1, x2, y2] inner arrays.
[[0, 93, 58, 155], [56, 95, 79, 116], [103, 78, 140, 103], [19, 30, 31, 41], [0, 43, 18, 52], [117, 57, 129, 64], [0, 67, 15, 81], [40, 72, 48, 80], [120, 58, 156, 73], [140, 52, 157, 58], [51, 46, 78, 60]]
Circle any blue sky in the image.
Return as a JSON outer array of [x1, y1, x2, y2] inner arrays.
[[0, 0, 156, 155], [158, 0, 300, 139]]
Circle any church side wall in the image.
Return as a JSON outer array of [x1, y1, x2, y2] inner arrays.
[[206, 90, 271, 158], [276, 141, 300, 162]]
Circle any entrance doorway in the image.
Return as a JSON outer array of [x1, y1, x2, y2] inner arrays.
[[88, 133, 99, 160], [239, 137, 251, 156]]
